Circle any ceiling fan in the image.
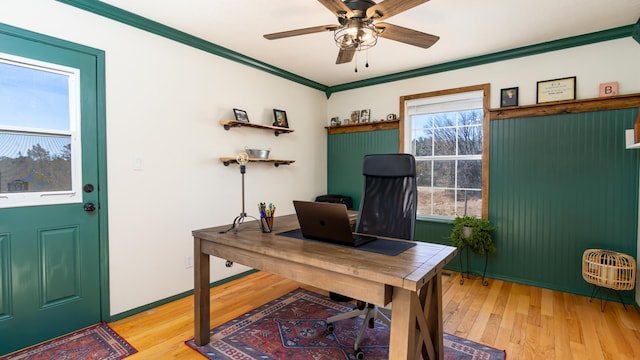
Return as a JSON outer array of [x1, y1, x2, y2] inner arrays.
[[263, 0, 439, 65]]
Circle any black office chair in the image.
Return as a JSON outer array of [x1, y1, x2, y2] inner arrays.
[[326, 153, 417, 359]]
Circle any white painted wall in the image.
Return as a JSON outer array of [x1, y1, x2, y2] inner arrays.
[[328, 38, 640, 123], [1, 0, 328, 315], [327, 38, 640, 305]]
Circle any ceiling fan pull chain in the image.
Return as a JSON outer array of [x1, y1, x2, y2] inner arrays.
[[366, 49, 369, 68]]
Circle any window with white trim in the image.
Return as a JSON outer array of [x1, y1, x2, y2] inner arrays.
[[401, 85, 489, 219], [0, 53, 82, 208]]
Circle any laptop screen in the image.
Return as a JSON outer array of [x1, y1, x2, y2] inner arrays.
[[293, 200, 357, 245]]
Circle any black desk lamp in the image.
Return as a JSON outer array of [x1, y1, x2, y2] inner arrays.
[[230, 151, 258, 233]]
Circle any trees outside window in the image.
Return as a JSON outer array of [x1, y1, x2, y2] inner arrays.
[[400, 84, 490, 219]]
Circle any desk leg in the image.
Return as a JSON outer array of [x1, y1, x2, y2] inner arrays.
[[390, 288, 416, 359], [194, 237, 210, 346], [389, 273, 443, 360]]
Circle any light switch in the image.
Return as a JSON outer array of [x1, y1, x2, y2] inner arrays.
[[133, 157, 144, 170]]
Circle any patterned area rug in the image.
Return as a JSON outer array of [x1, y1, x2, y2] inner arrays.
[[186, 288, 505, 360], [1, 322, 136, 360]]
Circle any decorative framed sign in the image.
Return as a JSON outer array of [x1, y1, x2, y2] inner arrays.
[[273, 109, 288, 128], [233, 108, 249, 122], [500, 87, 518, 107], [536, 76, 576, 104]]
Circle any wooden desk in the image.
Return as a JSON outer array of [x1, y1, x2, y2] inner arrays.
[[193, 214, 457, 360]]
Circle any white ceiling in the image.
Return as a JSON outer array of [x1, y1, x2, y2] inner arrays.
[[100, 0, 639, 86]]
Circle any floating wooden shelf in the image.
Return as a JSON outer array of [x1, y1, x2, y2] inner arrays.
[[220, 157, 295, 167], [219, 120, 294, 136], [489, 93, 640, 120], [325, 119, 399, 135]]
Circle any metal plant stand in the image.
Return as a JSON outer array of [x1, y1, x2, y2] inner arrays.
[[459, 243, 489, 286]]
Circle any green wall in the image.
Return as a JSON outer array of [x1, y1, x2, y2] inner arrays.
[[327, 108, 639, 302], [488, 108, 638, 300], [327, 129, 399, 209]]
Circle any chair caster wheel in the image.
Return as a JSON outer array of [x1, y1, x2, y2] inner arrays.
[[326, 323, 335, 332], [355, 348, 364, 359]]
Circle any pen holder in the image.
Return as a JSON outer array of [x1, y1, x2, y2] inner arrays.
[[261, 216, 273, 233]]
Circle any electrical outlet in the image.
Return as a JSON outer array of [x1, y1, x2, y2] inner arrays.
[[185, 255, 193, 269]]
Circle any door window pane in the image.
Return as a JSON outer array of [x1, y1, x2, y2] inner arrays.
[[0, 132, 72, 192], [0, 62, 70, 130], [0, 54, 80, 208]]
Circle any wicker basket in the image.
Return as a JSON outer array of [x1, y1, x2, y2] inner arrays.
[[582, 249, 636, 291]]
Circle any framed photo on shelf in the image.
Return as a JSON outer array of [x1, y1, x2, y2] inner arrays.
[[536, 76, 576, 104], [500, 87, 518, 107], [273, 109, 288, 128], [350, 110, 360, 124], [360, 109, 370, 123], [233, 108, 249, 122]]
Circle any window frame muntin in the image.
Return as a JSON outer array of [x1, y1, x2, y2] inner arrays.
[[399, 83, 490, 220]]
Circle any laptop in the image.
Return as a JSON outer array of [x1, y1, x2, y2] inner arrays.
[[292, 200, 377, 247]]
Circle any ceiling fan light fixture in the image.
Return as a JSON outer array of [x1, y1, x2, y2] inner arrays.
[[264, 0, 438, 67], [334, 20, 378, 51]]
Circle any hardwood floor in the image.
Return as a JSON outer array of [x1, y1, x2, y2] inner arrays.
[[109, 271, 640, 359]]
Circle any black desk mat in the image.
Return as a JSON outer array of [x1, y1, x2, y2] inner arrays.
[[277, 228, 416, 256]]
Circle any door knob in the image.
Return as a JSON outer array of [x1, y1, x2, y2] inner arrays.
[[84, 203, 96, 212]]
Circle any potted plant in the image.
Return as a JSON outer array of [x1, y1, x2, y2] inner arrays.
[[450, 215, 496, 255]]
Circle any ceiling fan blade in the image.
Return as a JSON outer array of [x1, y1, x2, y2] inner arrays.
[[336, 48, 356, 64], [366, 0, 429, 21], [376, 22, 439, 48], [317, 0, 353, 17], [264, 25, 338, 40]]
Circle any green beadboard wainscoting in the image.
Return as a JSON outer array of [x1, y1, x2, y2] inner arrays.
[[327, 105, 639, 302], [489, 107, 639, 301], [327, 128, 400, 209]]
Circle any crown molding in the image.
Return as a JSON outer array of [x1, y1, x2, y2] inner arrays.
[[55, 1, 634, 98], [325, 25, 634, 96], [55, 0, 328, 92]]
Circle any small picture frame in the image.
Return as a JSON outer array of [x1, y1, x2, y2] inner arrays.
[[360, 109, 370, 123], [536, 76, 576, 104], [233, 108, 249, 122], [330, 116, 340, 126], [273, 109, 288, 128], [500, 87, 518, 107], [350, 110, 360, 124]]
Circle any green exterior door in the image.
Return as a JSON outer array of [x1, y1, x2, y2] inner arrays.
[[0, 26, 103, 355]]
